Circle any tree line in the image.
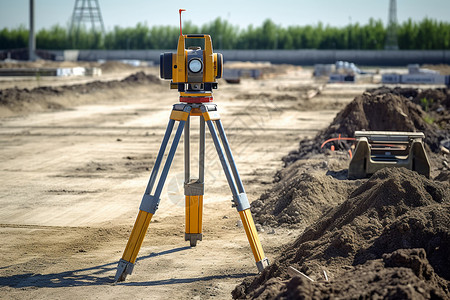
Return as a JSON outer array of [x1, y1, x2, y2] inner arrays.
[[1, 17, 449, 50]]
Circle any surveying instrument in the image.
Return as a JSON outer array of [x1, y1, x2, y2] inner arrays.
[[114, 10, 269, 282]]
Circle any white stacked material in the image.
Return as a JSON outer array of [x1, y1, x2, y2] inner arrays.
[[381, 73, 402, 84], [382, 65, 448, 84], [56, 67, 86, 76], [382, 73, 446, 84], [401, 74, 446, 84]]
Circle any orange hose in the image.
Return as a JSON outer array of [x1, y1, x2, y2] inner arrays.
[[321, 135, 356, 149]]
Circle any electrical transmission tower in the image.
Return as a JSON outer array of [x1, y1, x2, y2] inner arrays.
[[385, 0, 399, 50], [69, 0, 105, 34]]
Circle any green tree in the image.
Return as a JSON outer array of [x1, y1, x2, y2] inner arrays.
[[36, 25, 68, 49], [201, 18, 239, 49], [0, 25, 28, 49], [1, 18, 450, 51]]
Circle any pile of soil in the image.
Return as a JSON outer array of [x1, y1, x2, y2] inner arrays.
[[120, 71, 160, 84], [234, 168, 450, 299], [238, 86, 450, 298], [251, 87, 449, 231], [283, 87, 449, 166], [366, 86, 450, 133], [99, 61, 141, 73], [412, 88, 450, 131], [251, 158, 362, 228], [0, 72, 160, 114]]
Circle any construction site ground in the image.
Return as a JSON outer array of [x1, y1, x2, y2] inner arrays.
[[0, 63, 445, 299]]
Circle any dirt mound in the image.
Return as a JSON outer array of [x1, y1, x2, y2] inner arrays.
[[0, 72, 161, 115], [233, 168, 450, 299], [120, 71, 160, 84], [236, 250, 446, 299], [253, 88, 449, 231], [283, 87, 449, 166], [320, 91, 443, 152], [366, 86, 421, 99], [100, 61, 138, 73], [251, 159, 361, 228], [413, 88, 450, 131], [367, 87, 450, 132], [413, 89, 450, 109]]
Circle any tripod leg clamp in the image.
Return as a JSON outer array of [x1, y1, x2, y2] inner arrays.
[[233, 193, 250, 212], [139, 194, 160, 214], [114, 259, 135, 282], [184, 182, 205, 196]]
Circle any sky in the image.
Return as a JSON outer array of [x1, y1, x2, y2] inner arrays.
[[0, 0, 449, 31]]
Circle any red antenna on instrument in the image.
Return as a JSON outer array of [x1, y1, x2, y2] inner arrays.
[[179, 9, 186, 36]]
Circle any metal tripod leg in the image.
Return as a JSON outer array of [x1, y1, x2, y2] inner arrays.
[[201, 105, 270, 272], [184, 115, 205, 247], [114, 106, 190, 282]]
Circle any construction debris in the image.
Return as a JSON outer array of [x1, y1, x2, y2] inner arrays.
[[314, 61, 372, 83], [287, 266, 314, 282]]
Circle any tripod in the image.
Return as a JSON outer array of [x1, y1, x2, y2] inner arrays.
[[114, 100, 269, 282]]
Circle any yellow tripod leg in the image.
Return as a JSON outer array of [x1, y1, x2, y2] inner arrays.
[[122, 210, 153, 263], [185, 195, 203, 247], [114, 106, 190, 282], [239, 208, 269, 272], [184, 113, 205, 247], [201, 108, 269, 272], [114, 210, 153, 282]]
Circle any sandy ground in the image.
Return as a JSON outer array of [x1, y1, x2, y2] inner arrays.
[[0, 67, 369, 299]]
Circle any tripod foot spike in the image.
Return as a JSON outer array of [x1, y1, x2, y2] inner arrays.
[[114, 259, 134, 283], [185, 233, 202, 247], [256, 257, 270, 272]]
